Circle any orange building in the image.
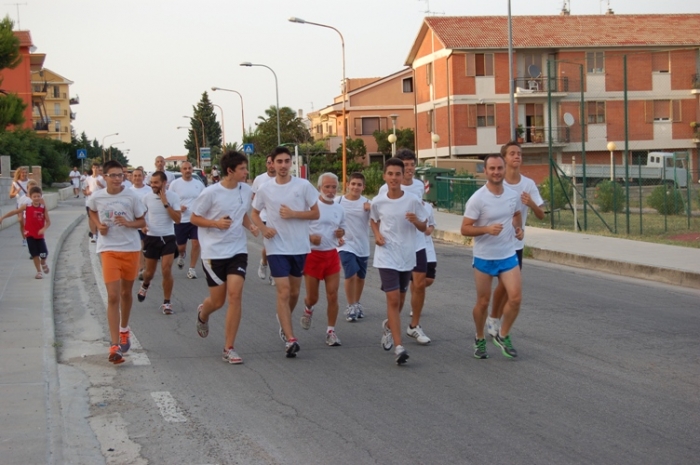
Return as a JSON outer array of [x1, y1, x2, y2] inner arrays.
[[0, 31, 43, 129]]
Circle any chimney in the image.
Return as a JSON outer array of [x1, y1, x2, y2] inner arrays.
[[298, 109, 303, 118], [605, 8, 614, 15]]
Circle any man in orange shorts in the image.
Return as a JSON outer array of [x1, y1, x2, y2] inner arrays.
[[299, 172, 346, 346], [88, 160, 147, 364]]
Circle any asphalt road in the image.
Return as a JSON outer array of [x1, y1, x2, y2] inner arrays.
[[54, 221, 700, 465]]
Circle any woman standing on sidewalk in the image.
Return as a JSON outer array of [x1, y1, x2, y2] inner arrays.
[[9, 166, 30, 246]]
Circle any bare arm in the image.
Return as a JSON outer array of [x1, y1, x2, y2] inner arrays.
[[370, 219, 385, 246], [251, 208, 276, 239], [0, 205, 24, 222], [461, 217, 503, 237], [191, 212, 231, 230], [279, 202, 320, 221], [242, 214, 259, 237]]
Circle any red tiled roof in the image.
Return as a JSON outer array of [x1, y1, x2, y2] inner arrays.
[[164, 155, 187, 162], [407, 14, 700, 63], [13, 31, 32, 48]]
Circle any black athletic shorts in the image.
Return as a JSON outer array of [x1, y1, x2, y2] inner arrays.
[[26, 236, 48, 259], [143, 235, 178, 259], [427, 261, 437, 280], [202, 254, 248, 287]]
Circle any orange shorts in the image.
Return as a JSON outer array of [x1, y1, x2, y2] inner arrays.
[[101, 251, 140, 283], [303, 249, 341, 280]]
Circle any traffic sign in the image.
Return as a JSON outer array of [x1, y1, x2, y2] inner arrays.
[[200, 147, 211, 160], [77, 149, 87, 159], [243, 143, 254, 155]]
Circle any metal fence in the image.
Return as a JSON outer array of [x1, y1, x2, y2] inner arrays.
[[435, 176, 485, 214]]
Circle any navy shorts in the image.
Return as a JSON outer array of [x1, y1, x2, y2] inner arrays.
[[427, 261, 437, 280], [202, 253, 247, 287], [413, 248, 428, 274], [143, 235, 179, 260], [26, 237, 48, 259], [268, 254, 307, 278], [339, 251, 368, 279], [175, 222, 198, 245], [378, 268, 412, 293], [473, 254, 519, 277], [516, 248, 523, 269]]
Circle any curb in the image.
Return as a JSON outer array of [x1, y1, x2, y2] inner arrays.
[[433, 228, 700, 290], [43, 212, 85, 465]]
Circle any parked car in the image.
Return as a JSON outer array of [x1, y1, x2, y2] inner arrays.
[[193, 168, 208, 186]]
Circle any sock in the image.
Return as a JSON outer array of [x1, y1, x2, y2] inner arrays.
[[163, 299, 170, 305], [327, 326, 334, 333], [119, 326, 130, 333], [409, 324, 416, 329], [395, 344, 405, 354]]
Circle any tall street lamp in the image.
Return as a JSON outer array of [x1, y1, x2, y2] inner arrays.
[[101, 132, 119, 164], [239, 62, 280, 146], [389, 114, 398, 156], [177, 126, 198, 164], [607, 141, 617, 181], [431, 133, 440, 167], [212, 103, 226, 148], [183, 115, 206, 167], [288, 16, 347, 188], [108, 141, 124, 161], [211, 87, 246, 142]]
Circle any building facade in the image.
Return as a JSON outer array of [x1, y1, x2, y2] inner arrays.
[[31, 68, 77, 143], [405, 14, 700, 182]]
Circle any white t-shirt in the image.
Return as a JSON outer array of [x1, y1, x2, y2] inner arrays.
[[504, 175, 544, 250], [463, 185, 520, 260], [121, 179, 133, 189], [79, 174, 87, 190], [424, 202, 437, 262], [84, 175, 105, 206], [130, 184, 151, 200], [13, 179, 29, 206], [252, 176, 319, 256], [168, 177, 205, 223], [142, 190, 181, 237], [370, 191, 427, 271], [191, 182, 253, 259], [379, 178, 427, 252], [336, 195, 370, 258], [69, 170, 81, 187], [309, 200, 346, 252], [88, 187, 146, 253], [252, 172, 275, 222]]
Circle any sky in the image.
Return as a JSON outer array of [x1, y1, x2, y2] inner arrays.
[[7, 0, 699, 168]]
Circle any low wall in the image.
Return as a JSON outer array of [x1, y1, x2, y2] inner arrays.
[[0, 192, 59, 231]]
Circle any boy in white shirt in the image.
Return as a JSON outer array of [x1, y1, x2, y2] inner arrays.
[[169, 161, 205, 279], [252, 154, 276, 284], [69, 166, 81, 197], [129, 168, 151, 280], [88, 160, 146, 364], [84, 162, 106, 243], [370, 158, 428, 365], [251, 146, 320, 358], [191, 151, 259, 364]]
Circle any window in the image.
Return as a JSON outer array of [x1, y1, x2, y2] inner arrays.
[[631, 151, 647, 166], [54, 120, 60, 132], [466, 53, 494, 76], [402, 77, 414, 93], [587, 101, 606, 124], [652, 52, 669, 73], [353, 117, 386, 136], [523, 53, 542, 74], [426, 109, 434, 133], [426, 63, 432, 85], [54, 103, 61, 116], [52, 86, 60, 98], [586, 51, 604, 74], [468, 104, 495, 127], [648, 100, 682, 122]]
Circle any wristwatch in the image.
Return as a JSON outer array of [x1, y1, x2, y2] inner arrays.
[[163, 203, 170, 209]]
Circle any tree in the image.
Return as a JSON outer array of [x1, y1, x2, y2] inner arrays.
[[184, 92, 222, 166], [0, 16, 26, 130], [336, 137, 367, 163], [373, 128, 415, 157], [248, 105, 311, 156]]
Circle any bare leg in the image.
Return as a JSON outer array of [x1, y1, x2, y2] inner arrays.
[[472, 269, 494, 340], [325, 273, 340, 326], [223, 275, 245, 348], [497, 267, 522, 337], [304, 274, 320, 309], [410, 271, 426, 327], [161, 254, 174, 300], [385, 289, 403, 347], [105, 280, 122, 344], [274, 277, 295, 340], [189, 240, 201, 269], [490, 279, 507, 320], [120, 279, 135, 327], [32, 256, 41, 272]]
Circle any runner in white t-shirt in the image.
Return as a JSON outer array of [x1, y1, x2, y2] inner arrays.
[[251, 146, 320, 359], [191, 151, 259, 365], [137, 171, 182, 315], [252, 154, 276, 284], [487, 141, 545, 340], [84, 162, 106, 243], [462, 153, 523, 360], [129, 168, 151, 280], [370, 158, 428, 365], [168, 161, 205, 279], [69, 166, 81, 197], [336, 172, 371, 321], [87, 160, 147, 365], [145, 155, 176, 187]]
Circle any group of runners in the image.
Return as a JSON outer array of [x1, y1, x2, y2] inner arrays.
[[66, 139, 543, 366]]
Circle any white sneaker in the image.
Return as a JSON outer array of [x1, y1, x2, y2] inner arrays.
[[258, 260, 268, 280], [270, 276, 275, 286], [90, 236, 96, 243], [187, 268, 197, 279], [177, 256, 185, 269], [222, 347, 243, 364], [381, 319, 393, 351], [486, 317, 500, 338], [395, 345, 409, 365], [406, 325, 431, 345], [300, 306, 313, 330], [326, 330, 341, 346]]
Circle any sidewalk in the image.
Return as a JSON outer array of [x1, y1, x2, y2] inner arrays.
[[432, 209, 700, 289], [0, 197, 85, 464]]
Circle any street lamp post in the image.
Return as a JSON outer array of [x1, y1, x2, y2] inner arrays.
[[212, 103, 226, 148], [108, 141, 124, 161], [288, 16, 347, 189], [431, 133, 440, 167], [101, 132, 119, 164], [183, 116, 206, 167], [211, 87, 246, 142], [177, 125, 199, 167], [607, 141, 617, 181], [239, 62, 280, 147], [389, 114, 398, 156]]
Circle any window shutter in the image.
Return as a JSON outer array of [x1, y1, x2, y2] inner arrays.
[[467, 105, 477, 128], [466, 53, 475, 76]]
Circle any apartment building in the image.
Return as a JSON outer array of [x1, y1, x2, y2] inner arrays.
[[405, 14, 700, 182], [1, 31, 39, 129], [31, 67, 77, 143], [308, 68, 416, 164]]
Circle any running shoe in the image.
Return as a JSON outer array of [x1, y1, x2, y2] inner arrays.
[[90, 236, 96, 244], [276, 314, 287, 342], [474, 338, 489, 359], [381, 319, 393, 351], [345, 304, 357, 322], [285, 338, 300, 358], [395, 345, 409, 365], [187, 268, 198, 279], [177, 256, 185, 269], [138, 269, 144, 281], [222, 347, 243, 364], [300, 306, 314, 330], [356, 302, 365, 319], [257, 259, 268, 280], [119, 328, 131, 353], [406, 325, 431, 345], [196, 305, 208, 338], [270, 276, 275, 286], [108, 345, 125, 365], [486, 317, 500, 338], [137, 284, 148, 302], [494, 334, 518, 358], [162, 303, 173, 315], [326, 330, 341, 346]]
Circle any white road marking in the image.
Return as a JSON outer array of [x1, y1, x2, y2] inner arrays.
[[151, 391, 187, 423]]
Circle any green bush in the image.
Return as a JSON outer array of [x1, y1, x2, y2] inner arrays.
[[362, 163, 384, 196], [248, 154, 266, 179], [538, 176, 573, 210], [647, 185, 686, 215], [595, 180, 625, 212]]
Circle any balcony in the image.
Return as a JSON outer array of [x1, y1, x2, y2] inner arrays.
[[69, 95, 79, 105], [513, 77, 570, 99], [70, 111, 76, 121], [33, 122, 49, 132], [32, 83, 47, 97], [519, 125, 570, 146]]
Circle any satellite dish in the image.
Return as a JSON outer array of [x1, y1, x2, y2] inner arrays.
[[528, 64, 541, 78], [563, 112, 575, 127]]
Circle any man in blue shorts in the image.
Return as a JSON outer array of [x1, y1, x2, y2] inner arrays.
[[461, 153, 523, 359]]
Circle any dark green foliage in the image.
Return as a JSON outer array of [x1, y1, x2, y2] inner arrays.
[[647, 185, 686, 215], [184, 92, 223, 165], [595, 180, 624, 212], [0, 17, 26, 131], [0, 129, 69, 184], [373, 128, 415, 156], [539, 176, 573, 210], [362, 163, 384, 196], [247, 106, 312, 158], [335, 137, 367, 165]]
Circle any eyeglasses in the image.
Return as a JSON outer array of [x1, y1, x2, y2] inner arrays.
[[105, 173, 124, 179]]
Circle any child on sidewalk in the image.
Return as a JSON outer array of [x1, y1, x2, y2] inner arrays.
[[0, 186, 51, 278]]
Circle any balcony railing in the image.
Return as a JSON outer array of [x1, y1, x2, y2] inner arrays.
[[692, 74, 700, 89], [34, 122, 49, 131], [69, 95, 79, 105], [514, 76, 570, 94], [70, 111, 76, 120], [519, 125, 570, 144]]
